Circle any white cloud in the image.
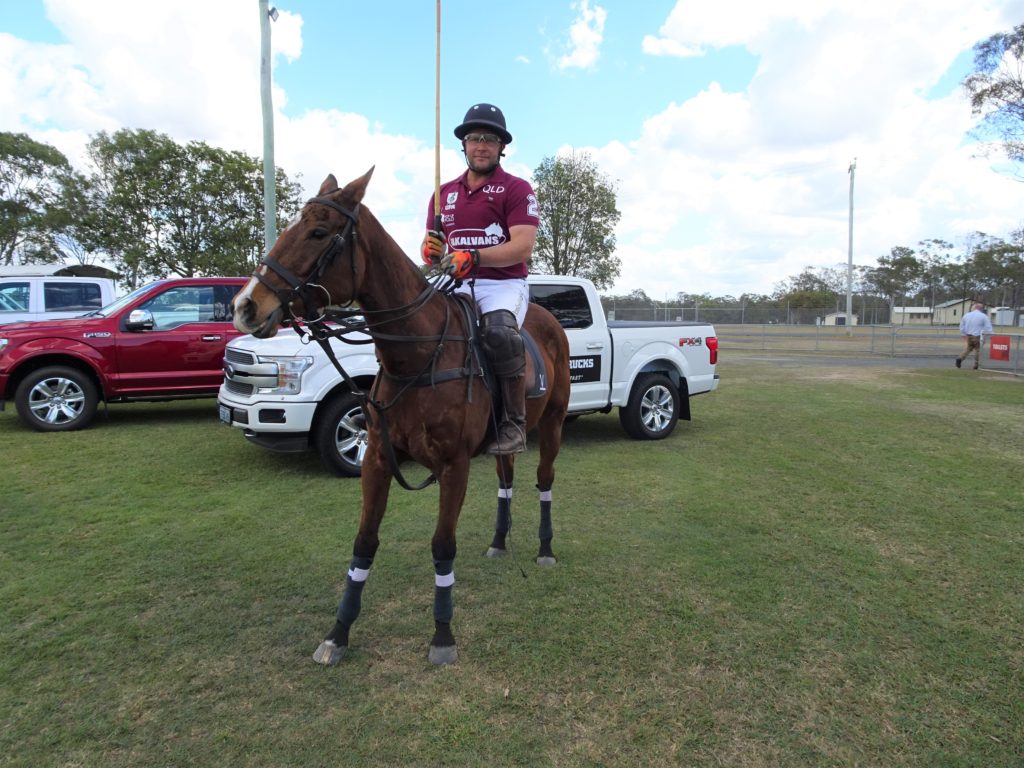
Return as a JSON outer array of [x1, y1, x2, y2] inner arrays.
[[6, 0, 1024, 297], [584, 0, 1024, 297], [557, 0, 607, 71], [640, 36, 701, 58]]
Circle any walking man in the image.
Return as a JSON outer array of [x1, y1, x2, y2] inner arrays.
[[955, 303, 993, 369]]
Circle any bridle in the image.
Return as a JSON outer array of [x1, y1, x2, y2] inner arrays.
[[250, 193, 487, 492], [254, 196, 361, 322]]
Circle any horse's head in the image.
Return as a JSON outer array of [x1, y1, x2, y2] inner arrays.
[[233, 168, 374, 338]]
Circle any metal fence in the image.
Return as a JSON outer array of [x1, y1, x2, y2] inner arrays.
[[601, 303, 896, 325], [713, 325, 1024, 375]]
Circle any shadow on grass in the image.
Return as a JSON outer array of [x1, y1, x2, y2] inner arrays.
[[96, 398, 221, 426]]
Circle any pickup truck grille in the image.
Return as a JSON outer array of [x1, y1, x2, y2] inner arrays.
[[225, 348, 256, 365], [224, 379, 254, 396]]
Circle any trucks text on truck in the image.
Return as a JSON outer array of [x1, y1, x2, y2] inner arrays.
[[219, 275, 719, 476], [1, 277, 247, 431]]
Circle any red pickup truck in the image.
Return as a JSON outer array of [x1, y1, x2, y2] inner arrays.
[[0, 277, 247, 431]]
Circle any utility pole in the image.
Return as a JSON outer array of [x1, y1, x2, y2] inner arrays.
[[846, 158, 856, 334], [259, 1, 278, 254]]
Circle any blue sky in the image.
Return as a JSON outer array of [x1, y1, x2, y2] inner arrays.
[[3, 1, 1024, 298]]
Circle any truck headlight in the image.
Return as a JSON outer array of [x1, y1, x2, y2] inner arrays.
[[255, 355, 314, 394], [0, 338, 8, 354]]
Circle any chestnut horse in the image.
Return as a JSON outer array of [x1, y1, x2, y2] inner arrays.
[[232, 169, 570, 665]]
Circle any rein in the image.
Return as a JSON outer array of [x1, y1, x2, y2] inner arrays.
[[298, 289, 483, 492], [256, 196, 484, 491]]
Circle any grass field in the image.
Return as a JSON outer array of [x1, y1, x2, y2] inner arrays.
[[2, 357, 1022, 767]]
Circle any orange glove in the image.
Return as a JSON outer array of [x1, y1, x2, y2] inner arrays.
[[421, 229, 445, 266], [440, 249, 480, 279]]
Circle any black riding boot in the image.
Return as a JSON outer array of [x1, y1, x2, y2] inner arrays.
[[487, 374, 527, 455]]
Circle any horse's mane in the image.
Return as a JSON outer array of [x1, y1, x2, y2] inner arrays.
[[344, 193, 430, 299]]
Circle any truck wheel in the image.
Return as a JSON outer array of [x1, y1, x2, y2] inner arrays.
[[619, 373, 679, 440], [15, 366, 99, 432], [314, 391, 368, 477]]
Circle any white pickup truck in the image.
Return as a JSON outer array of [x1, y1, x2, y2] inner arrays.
[[218, 275, 719, 475]]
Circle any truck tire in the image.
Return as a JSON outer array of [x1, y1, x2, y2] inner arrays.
[[15, 365, 99, 432], [619, 373, 679, 440], [314, 390, 368, 477]]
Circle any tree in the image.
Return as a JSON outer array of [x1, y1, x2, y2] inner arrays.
[[531, 152, 620, 289], [863, 246, 922, 321], [963, 24, 1024, 176], [0, 132, 72, 265], [969, 231, 1024, 319], [915, 238, 955, 318], [87, 129, 302, 287]]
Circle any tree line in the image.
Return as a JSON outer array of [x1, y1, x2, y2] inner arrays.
[[2, 126, 621, 294], [5, 125, 1019, 322], [3, 20, 1024, 312], [1, 129, 302, 289], [600, 232, 1024, 326]]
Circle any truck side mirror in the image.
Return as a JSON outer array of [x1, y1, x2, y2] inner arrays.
[[126, 308, 155, 331]]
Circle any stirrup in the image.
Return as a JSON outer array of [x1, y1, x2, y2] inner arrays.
[[485, 422, 526, 455]]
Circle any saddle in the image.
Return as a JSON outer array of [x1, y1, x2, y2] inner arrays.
[[452, 294, 547, 399]]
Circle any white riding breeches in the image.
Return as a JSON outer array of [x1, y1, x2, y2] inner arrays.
[[455, 278, 529, 327]]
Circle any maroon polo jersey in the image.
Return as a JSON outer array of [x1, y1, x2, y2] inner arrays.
[[426, 165, 539, 280]]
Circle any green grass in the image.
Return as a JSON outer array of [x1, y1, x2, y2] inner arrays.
[[2, 358, 1022, 767]]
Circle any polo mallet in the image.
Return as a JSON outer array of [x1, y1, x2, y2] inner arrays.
[[433, 0, 443, 236]]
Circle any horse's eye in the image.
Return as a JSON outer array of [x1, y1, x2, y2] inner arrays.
[[310, 227, 329, 240]]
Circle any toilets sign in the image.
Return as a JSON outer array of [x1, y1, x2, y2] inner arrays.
[[989, 335, 1011, 361]]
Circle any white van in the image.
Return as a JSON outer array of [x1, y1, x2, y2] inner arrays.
[[0, 271, 118, 324]]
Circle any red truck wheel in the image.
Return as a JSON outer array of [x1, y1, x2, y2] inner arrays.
[[14, 366, 99, 432]]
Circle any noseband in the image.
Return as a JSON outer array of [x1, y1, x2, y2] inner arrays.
[[255, 196, 360, 322]]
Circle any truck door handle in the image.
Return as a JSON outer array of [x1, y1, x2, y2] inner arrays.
[[586, 342, 604, 350], [202, 335, 223, 342]]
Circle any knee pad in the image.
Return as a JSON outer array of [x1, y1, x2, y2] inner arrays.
[[480, 310, 525, 376]]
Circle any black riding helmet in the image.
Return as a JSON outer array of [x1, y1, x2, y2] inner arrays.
[[453, 103, 513, 144]]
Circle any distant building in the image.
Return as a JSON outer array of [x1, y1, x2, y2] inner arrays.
[[932, 298, 974, 326], [822, 312, 858, 326], [891, 305, 934, 325], [991, 306, 1024, 327]]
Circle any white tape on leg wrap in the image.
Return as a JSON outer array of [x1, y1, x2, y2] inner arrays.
[[435, 572, 455, 588], [348, 567, 370, 582], [539, 490, 553, 502], [497, 487, 513, 499]]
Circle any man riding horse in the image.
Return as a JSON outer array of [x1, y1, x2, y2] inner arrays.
[[421, 103, 539, 455]]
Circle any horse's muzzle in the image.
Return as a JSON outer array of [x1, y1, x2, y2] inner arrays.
[[233, 295, 283, 338]]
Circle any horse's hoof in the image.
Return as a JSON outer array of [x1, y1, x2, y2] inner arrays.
[[536, 556, 557, 567], [312, 640, 346, 666], [428, 644, 458, 665], [485, 547, 507, 559]]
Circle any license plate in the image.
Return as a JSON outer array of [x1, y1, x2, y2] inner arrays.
[[219, 404, 232, 425]]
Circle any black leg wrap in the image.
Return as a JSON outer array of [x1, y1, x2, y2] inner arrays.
[[429, 560, 458, 665], [488, 487, 511, 554], [496, 493, 512, 534], [432, 559, 455, 624], [536, 487, 556, 565], [538, 498, 553, 541], [335, 556, 373, 627]]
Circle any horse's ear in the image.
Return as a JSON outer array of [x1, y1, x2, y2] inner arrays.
[[342, 166, 375, 204], [318, 174, 339, 196]]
